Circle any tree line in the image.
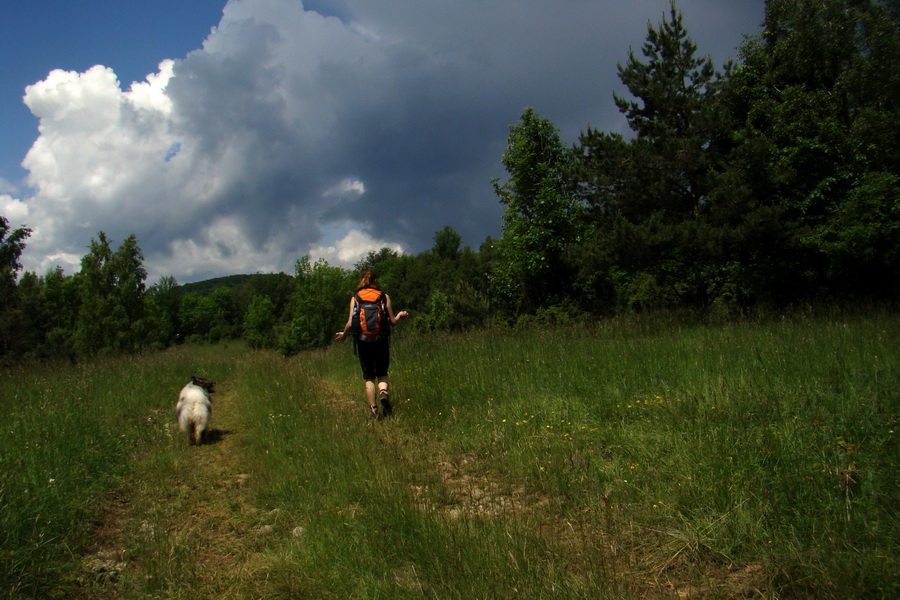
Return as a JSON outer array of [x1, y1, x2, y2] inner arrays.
[[2, 0, 897, 363]]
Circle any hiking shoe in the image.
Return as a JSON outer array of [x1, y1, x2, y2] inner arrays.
[[380, 391, 393, 417], [368, 407, 381, 422]]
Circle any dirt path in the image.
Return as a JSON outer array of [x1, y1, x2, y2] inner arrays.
[[72, 375, 380, 599], [69, 374, 765, 599], [74, 386, 265, 599]]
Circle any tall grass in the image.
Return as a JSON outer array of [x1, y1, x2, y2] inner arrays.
[[0, 344, 245, 599], [237, 308, 898, 598], [2, 309, 897, 598]]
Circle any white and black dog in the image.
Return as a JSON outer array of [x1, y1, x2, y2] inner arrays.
[[176, 376, 215, 445]]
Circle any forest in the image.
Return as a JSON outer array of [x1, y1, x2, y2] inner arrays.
[[1, 0, 898, 363]]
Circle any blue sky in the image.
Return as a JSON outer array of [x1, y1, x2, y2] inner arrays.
[[1, 0, 764, 283], [1, 1, 226, 184]]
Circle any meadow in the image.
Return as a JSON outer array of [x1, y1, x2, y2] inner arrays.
[[1, 308, 897, 599]]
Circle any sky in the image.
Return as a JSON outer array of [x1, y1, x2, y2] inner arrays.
[[1, 0, 764, 284]]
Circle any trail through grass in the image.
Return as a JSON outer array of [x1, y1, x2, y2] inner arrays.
[[2, 309, 898, 599], [72, 381, 263, 599]]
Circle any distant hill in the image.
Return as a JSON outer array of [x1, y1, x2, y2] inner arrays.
[[178, 274, 256, 296]]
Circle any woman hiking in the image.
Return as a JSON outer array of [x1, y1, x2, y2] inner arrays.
[[335, 270, 409, 420]]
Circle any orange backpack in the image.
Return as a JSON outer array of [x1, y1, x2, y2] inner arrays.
[[351, 288, 390, 342]]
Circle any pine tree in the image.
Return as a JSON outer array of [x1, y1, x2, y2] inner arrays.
[[573, 3, 727, 309]]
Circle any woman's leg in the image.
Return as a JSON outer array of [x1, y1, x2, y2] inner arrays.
[[365, 379, 377, 411], [359, 343, 380, 418], [377, 376, 392, 416]]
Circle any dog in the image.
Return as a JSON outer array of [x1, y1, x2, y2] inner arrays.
[[176, 376, 215, 445]]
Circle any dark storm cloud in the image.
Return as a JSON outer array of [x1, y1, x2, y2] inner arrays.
[[15, 0, 763, 281], [289, 0, 763, 252]]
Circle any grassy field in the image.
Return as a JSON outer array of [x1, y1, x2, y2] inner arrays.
[[1, 308, 897, 598]]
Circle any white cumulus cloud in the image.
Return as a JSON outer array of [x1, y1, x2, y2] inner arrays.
[[9, 0, 761, 283], [309, 228, 404, 268]]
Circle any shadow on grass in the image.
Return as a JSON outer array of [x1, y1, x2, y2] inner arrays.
[[200, 428, 233, 445]]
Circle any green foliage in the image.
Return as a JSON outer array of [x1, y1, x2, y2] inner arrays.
[[177, 274, 253, 296], [235, 272, 295, 316], [432, 225, 462, 260], [728, 0, 900, 295], [416, 289, 452, 332], [178, 293, 214, 342], [281, 256, 354, 355], [3, 1, 899, 360], [355, 247, 400, 273], [359, 231, 494, 333], [414, 280, 491, 333], [573, 4, 733, 311], [604, 1, 723, 219], [614, 2, 721, 199], [72, 233, 147, 356], [0, 217, 32, 359], [243, 295, 278, 349], [571, 0, 900, 309], [206, 287, 241, 341], [144, 275, 180, 348], [493, 107, 577, 309], [177, 288, 242, 343], [35, 267, 79, 359], [811, 171, 900, 293], [0, 217, 30, 300]]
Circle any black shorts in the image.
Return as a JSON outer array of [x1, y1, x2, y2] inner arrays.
[[357, 337, 390, 380]]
